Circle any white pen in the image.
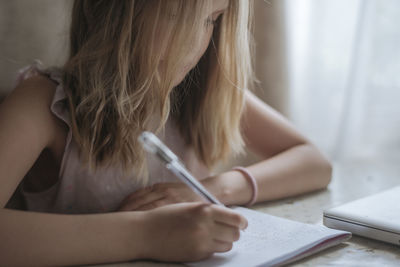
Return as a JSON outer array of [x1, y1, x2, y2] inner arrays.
[[138, 131, 224, 206]]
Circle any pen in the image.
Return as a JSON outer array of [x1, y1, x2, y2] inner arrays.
[[138, 131, 224, 206]]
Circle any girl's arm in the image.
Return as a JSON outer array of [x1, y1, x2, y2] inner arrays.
[[0, 76, 247, 265], [203, 90, 332, 206], [1, 202, 247, 266], [0, 76, 142, 265], [0, 208, 147, 266]]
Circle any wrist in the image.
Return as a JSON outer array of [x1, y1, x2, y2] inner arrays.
[[231, 166, 258, 206], [202, 170, 253, 206]]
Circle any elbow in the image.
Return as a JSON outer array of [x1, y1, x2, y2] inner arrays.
[[303, 143, 333, 189], [313, 146, 333, 189], [320, 157, 333, 188]]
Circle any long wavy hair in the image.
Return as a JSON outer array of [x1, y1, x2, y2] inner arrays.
[[63, 0, 256, 183]]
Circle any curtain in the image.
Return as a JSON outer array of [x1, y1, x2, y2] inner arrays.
[[285, 0, 400, 164], [253, 0, 289, 116]]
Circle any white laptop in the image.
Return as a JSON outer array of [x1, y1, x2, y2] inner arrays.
[[323, 185, 400, 246]]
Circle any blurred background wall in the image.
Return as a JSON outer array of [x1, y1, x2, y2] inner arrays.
[[0, 0, 71, 99]]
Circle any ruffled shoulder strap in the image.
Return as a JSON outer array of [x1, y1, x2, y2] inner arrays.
[[16, 60, 71, 127], [16, 60, 73, 176]]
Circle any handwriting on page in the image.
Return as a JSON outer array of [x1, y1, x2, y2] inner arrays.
[[236, 214, 280, 252], [233, 207, 335, 254], [186, 206, 351, 267]]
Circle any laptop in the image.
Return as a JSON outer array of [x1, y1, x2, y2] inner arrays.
[[323, 185, 400, 245]]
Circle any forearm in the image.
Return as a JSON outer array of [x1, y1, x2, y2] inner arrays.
[[204, 143, 332, 206], [0, 208, 146, 266]]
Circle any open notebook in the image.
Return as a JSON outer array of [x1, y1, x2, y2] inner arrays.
[[186, 207, 351, 267]]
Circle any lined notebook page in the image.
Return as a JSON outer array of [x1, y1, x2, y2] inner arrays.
[[186, 207, 351, 267]]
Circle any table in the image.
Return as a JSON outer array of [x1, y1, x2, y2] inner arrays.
[[96, 158, 400, 266]]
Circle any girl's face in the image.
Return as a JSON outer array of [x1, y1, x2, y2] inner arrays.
[[158, 0, 229, 87]]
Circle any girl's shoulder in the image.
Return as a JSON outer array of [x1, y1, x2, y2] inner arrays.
[[1, 63, 68, 156], [0, 64, 69, 208]]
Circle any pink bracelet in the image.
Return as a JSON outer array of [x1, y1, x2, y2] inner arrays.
[[232, 166, 258, 206]]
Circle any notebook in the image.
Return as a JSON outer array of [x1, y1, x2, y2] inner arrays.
[[323, 185, 400, 245], [186, 206, 351, 267]]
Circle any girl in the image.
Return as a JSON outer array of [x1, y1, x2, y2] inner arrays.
[[0, 0, 331, 266]]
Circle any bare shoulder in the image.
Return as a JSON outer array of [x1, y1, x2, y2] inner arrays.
[[0, 74, 66, 149]]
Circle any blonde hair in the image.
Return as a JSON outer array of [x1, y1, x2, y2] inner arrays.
[[63, 0, 256, 183]]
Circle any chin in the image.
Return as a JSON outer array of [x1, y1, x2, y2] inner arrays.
[[173, 71, 190, 87]]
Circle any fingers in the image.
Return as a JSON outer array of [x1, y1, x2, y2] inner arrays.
[[210, 221, 240, 253], [120, 186, 153, 206], [204, 205, 247, 254], [119, 182, 203, 211], [136, 198, 167, 211], [211, 205, 248, 230], [212, 239, 234, 253], [212, 221, 241, 243], [119, 186, 162, 211]]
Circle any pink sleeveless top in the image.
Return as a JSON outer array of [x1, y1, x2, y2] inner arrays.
[[14, 62, 210, 214]]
